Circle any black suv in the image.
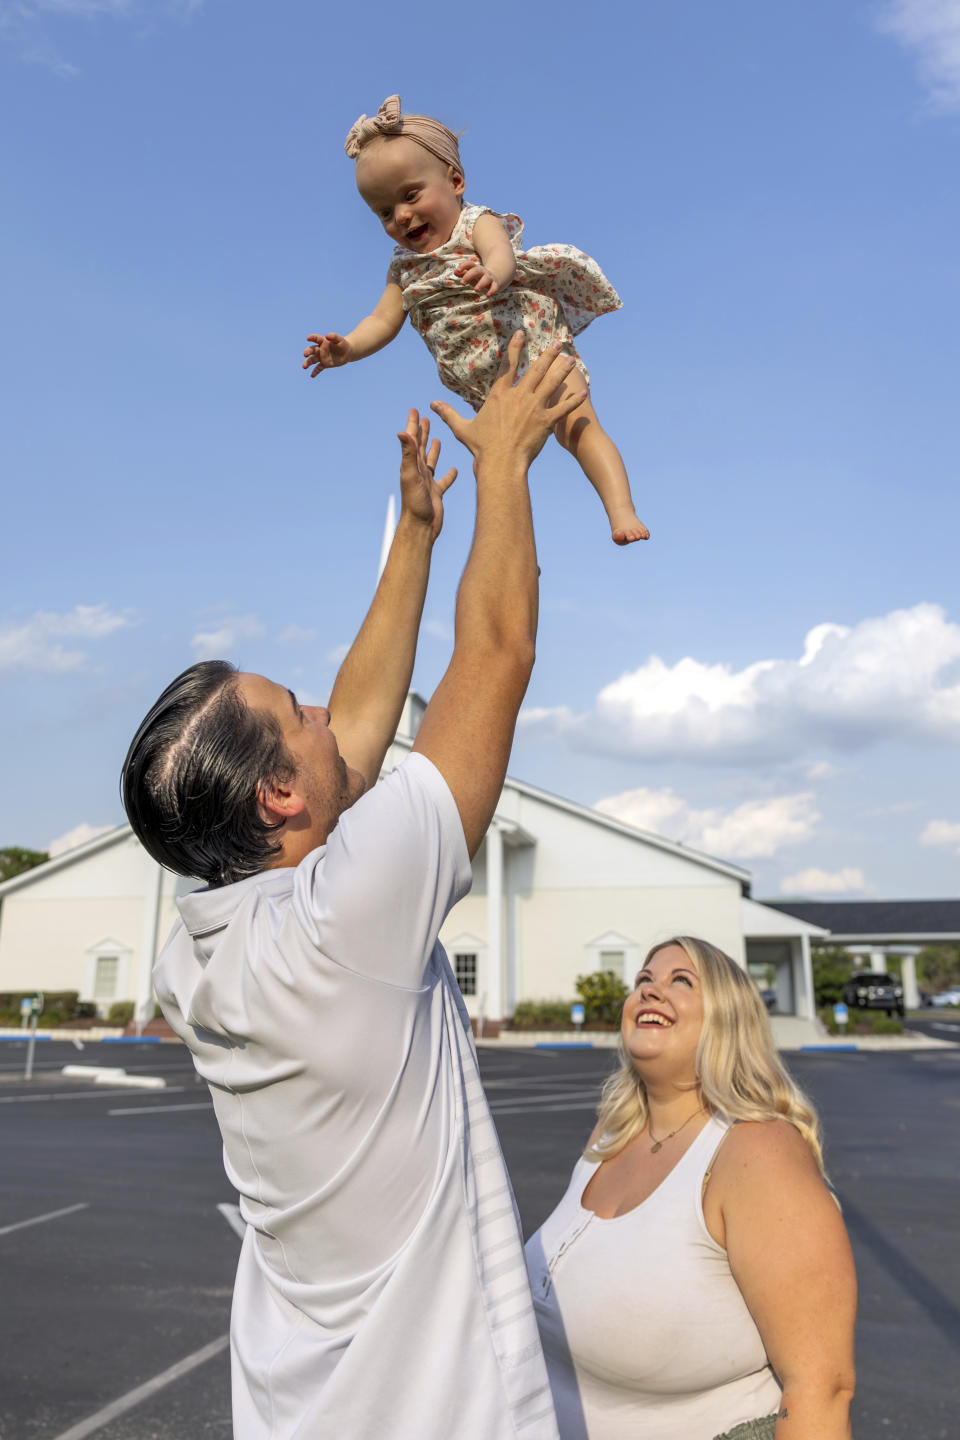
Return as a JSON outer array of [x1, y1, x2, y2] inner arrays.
[[842, 972, 904, 1017]]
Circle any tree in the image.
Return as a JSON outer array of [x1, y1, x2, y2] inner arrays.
[[811, 947, 855, 1008], [916, 945, 960, 996], [0, 847, 49, 883]]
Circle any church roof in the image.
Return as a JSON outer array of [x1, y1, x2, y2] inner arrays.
[[0, 823, 131, 897], [764, 898, 960, 941]]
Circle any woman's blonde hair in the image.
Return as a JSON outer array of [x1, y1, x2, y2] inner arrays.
[[585, 935, 824, 1172]]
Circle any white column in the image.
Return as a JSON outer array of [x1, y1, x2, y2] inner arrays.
[[135, 860, 165, 1032], [485, 825, 503, 1024], [900, 951, 920, 1010], [870, 949, 887, 974], [798, 934, 816, 1019]]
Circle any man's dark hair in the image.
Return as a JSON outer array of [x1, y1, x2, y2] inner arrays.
[[121, 661, 296, 887]]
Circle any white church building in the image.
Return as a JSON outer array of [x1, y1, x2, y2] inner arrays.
[[0, 696, 823, 1039]]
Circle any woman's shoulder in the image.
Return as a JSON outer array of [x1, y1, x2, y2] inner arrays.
[[711, 1117, 820, 1187]]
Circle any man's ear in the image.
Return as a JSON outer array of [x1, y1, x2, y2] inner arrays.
[[257, 782, 306, 823]]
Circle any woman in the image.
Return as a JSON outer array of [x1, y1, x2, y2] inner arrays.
[[525, 937, 857, 1440]]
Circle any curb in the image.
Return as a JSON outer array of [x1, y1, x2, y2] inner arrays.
[[0, 1029, 179, 1042]]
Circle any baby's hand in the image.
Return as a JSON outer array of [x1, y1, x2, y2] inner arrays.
[[454, 259, 503, 298], [302, 332, 352, 377]]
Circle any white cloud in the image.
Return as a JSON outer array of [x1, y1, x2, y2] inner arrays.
[[806, 760, 842, 780], [423, 618, 454, 642], [878, 0, 960, 111], [1, 0, 202, 72], [276, 624, 317, 648], [0, 604, 132, 672], [21, 44, 78, 72], [325, 642, 351, 664], [865, 799, 923, 816], [594, 786, 819, 861], [920, 818, 960, 852], [779, 866, 871, 896], [48, 821, 114, 857], [520, 604, 960, 766], [191, 614, 265, 660], [2, 0, 201, 20]]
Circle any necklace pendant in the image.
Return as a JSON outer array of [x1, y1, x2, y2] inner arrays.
[[650, 1140, 662, 1154]]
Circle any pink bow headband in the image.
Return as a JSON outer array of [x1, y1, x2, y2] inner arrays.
[[344, 94, 464, 176]]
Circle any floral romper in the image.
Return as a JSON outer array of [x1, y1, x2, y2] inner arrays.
[[386, 202, 622, 411]]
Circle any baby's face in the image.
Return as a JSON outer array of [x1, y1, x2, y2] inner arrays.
[[356, 137, 464, 254]]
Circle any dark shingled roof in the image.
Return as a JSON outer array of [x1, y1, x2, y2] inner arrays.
[[762, 899, 960, 940]]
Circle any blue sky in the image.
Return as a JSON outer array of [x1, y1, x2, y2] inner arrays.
[[1, 0, 959, 899]]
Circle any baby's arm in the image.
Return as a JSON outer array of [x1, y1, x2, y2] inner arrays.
[[303, 282, 405, 377], [454, 213, 517, 298]]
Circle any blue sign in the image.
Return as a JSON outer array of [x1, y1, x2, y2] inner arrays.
[[570, 1003, 585, 1027], [833, 1002, 849, 1027]]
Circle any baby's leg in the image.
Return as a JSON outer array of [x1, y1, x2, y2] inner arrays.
[[553, 381, 649, 545]]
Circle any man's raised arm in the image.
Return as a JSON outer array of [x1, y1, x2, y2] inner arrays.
[[413, 334, 586, 857], [327, 411, 455, 791]]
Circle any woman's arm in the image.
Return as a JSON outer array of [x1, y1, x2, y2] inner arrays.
[[709, 1121, 857, 1440], [303, 282, 405, 375], [454, 212, 517, 297]]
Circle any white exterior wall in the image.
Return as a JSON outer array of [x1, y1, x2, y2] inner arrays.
[[438, 786, 747, 1019], [0, 835, 178, 1008], [0, 764, 760, 1026]]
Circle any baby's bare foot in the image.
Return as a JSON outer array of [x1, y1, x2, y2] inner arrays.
[[610, 508, 650, 546]]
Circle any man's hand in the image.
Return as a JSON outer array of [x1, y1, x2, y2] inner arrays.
[[302, 332, 352, 377], [431, 332, 586, 468], [397, 410, 457, 541], [454, 258, 504, 297]]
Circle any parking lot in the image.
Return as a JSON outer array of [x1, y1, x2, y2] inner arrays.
[[1, 1037, 958, 1439]]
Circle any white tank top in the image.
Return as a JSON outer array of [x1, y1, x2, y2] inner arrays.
[[524, 1116, 782, 1440]]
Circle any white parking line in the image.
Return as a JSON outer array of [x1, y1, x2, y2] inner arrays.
[[0, 1086, 188, 1105], [109, 1101, 213, 1117], [50, 1332, 230, 1440], [483, 1072, 609, 1089], [488, 1088, 600, 1110], [0, 1202, 89, 1237], [489, 1098, 600, 1117], [217, 1202, 246, 1238]]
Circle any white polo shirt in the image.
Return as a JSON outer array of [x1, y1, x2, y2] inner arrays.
[[154, 753, 559, 1440]]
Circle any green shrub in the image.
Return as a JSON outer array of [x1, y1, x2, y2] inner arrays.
[[575, 969, 629, 1025], [867, 1015, 904, 1035], [106, 1001, 135, 1026], [819, 1007, 853, 1036], [41, 991, 81, 1022], [819, 1007, 903, 1036], [0, 990, 80, 1022], [508, 1000, 578, 1029]]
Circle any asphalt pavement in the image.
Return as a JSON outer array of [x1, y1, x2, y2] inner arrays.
[[0, 1037, 957, 1439], [906, 1009, 960, 1043]]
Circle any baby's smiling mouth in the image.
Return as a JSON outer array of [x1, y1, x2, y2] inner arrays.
[[405, 223, 428, 244]]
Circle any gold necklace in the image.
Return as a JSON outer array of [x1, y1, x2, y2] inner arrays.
[[648, 1106, 704, 1154]]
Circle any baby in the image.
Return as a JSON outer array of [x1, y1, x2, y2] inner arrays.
[[303, 95, 648, 545]]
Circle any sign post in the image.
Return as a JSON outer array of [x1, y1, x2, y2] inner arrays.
[[24, 993, 43, 1081], [570, 1002, 585, 1035], [832, 1001, 849, 1034]]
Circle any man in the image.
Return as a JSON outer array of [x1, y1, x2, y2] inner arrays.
[[121, 334, 584, 1439]]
